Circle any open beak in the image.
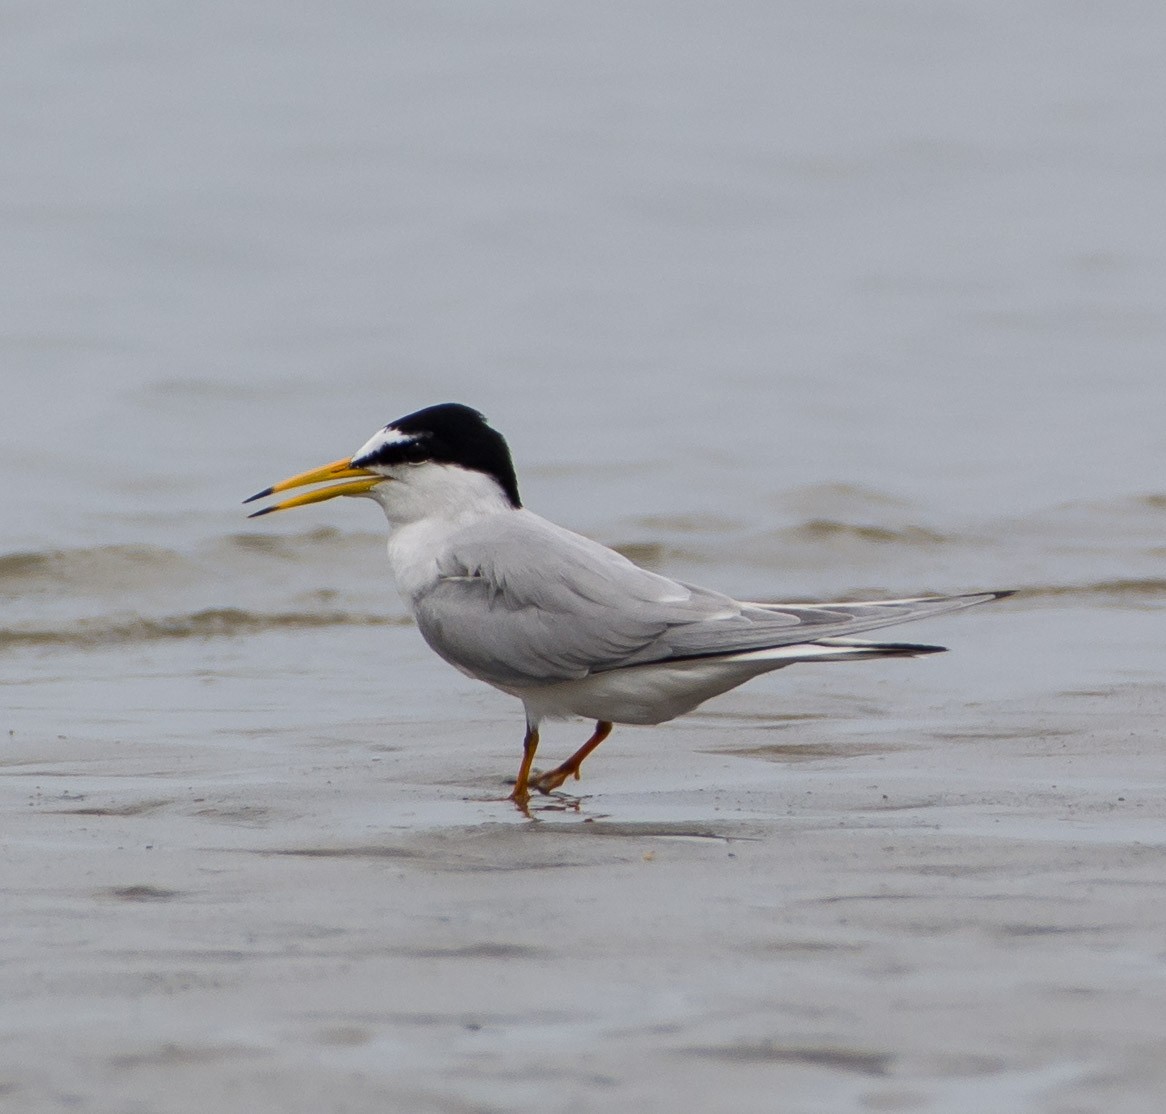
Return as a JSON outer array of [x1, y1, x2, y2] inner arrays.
[[243, 458, 383, 518]]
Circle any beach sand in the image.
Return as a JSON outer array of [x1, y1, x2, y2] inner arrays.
[[4, 611, 1164, 1114]]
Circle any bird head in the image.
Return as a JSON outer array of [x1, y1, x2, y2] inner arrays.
[[244, 403, 521, 522]]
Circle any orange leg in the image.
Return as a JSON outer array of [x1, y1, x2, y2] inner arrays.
[[530, 721, 614, 795], [509, 725, 540, 813]]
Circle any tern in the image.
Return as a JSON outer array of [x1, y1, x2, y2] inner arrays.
[[246, 403, 1008, 811]]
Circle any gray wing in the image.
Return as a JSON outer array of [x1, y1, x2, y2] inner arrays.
[[412, 510, 1004, 688], [412, 512, 736, 688]]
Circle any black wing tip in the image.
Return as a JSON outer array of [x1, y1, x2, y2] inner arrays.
[[874, 642, 947, 656], [243, 487, 274, 505], [916, 590, 1014, 603]]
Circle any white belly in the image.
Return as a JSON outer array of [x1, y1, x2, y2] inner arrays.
[[513, 653, 794, 726]]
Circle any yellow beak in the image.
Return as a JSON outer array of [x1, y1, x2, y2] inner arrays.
[[243, 458, 383, 518]]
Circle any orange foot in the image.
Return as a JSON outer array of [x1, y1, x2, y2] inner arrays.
[[529, 766, 577, 795], [507, 786, 534, 817], [529, 721, 613, 796]]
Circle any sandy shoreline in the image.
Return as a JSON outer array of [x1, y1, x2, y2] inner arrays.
[[3, 610, 1164, 1114]]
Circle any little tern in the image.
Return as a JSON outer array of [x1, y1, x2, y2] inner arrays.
[[246, 403, 1009, 810]]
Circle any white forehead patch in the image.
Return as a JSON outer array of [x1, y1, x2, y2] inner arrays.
[[354, 426, 418, 461]]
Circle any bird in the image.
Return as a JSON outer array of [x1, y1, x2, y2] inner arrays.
[[245, 403, 1009, 812]]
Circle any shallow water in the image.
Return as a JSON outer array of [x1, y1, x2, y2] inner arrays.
[[2, 3, 1165, 1112]]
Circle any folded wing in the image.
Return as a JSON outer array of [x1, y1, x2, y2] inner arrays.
[[411, 509, 1006, 689]]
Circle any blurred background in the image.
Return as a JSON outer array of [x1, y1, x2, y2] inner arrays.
[[1, 0, 1163, 713]]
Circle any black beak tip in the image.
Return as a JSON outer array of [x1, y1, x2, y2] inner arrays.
[[243, 487, 273, 505], [246, 506, 275, 519]]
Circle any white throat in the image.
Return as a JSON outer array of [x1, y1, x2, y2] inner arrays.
[[373, 462, 515, 603], [370, 461, 514, 527]]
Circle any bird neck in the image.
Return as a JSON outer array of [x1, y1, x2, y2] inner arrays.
[[371, 462, 515, 528]]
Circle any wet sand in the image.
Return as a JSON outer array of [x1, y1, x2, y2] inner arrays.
[[4, 610, 1164, 1114]]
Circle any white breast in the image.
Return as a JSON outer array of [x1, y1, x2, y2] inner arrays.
[[386, 517, 458, 604], [369, 461, 515, 605]]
